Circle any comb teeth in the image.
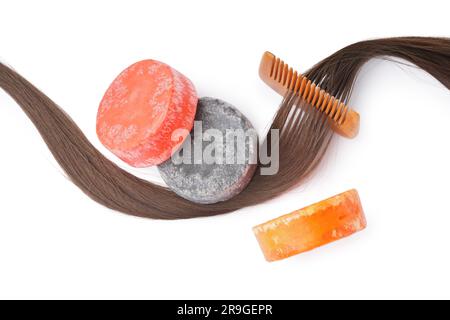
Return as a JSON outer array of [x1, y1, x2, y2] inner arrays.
[[268, 57, 348, 125], [260, 52, 360, 138]]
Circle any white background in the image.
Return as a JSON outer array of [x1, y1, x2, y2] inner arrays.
[[0, 0, 449, 300]]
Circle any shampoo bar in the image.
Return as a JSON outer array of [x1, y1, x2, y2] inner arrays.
[[253, 189, 367, 261], [158, 97, 257, 204], [97, 60, 197, 167]]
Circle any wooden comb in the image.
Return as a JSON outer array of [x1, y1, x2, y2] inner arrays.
[[259, 51, 360, 138]]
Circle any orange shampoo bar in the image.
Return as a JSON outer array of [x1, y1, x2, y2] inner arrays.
[[97, 60, 198, 167], [253, 189, 366, 262]]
